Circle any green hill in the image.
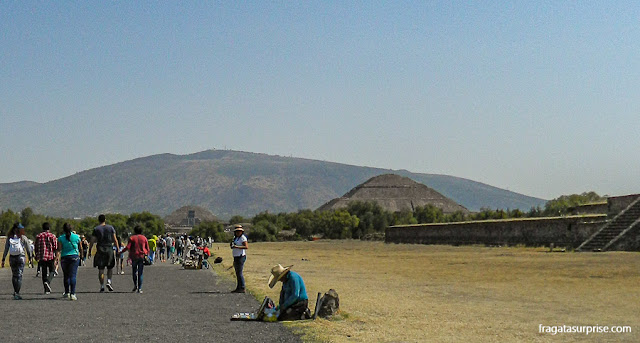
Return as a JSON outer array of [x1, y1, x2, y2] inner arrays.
[[0, 150, 546, 218]]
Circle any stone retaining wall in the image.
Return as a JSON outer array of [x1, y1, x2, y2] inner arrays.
[[608, 194, 640, 217], [386, 215, 605, 248], [569, 202, 608, 215]]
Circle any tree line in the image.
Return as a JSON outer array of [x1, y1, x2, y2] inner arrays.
[[0, 208, 164, 240], [2, 192, 604, 243], [191, 191, 605, 242]]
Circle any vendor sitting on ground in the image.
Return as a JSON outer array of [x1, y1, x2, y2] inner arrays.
[[197, 244, 211, 269], [268, 264, 310, 321]]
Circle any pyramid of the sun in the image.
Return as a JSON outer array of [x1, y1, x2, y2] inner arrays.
[[317, 174, 469, 214]]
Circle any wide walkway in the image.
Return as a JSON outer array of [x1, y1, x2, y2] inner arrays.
[[0, 259, 301, 343]]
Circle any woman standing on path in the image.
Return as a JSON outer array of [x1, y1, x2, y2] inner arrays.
[[1, 223, 32, 300], [119, 225, 149, 293], [57, 223, 83, 300], [231, 224, 248, 293]]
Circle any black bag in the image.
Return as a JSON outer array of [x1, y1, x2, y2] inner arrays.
[[143, 255, 151, 265]]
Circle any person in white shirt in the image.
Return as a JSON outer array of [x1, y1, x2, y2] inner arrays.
[[185, 237, 193, 258], [230, 225, 248, 293]]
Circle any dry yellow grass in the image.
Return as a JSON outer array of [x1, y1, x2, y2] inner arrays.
[[211, 241, 639, 343]]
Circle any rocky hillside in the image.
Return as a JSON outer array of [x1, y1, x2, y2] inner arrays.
[[0, 150, 546, 218]]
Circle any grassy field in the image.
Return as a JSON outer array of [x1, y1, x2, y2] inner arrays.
[[211, 241, 639, 343]]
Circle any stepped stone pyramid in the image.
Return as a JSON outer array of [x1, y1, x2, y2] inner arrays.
[[164, 205, 218, 227], [578, 195, 640, 251], [317, 174, 469, 214]]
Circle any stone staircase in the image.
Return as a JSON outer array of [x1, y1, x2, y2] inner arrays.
[[577, 196, 640, 251]]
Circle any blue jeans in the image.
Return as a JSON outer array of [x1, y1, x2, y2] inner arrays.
[[131, 258, 144, 290], [61, 255, 79, 295], [9, 255, 25, 294], [233, 255, 246, 290], [149, 251, 155, 263]]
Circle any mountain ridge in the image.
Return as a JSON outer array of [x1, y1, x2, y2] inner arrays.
[[0, 150, 546, 218]]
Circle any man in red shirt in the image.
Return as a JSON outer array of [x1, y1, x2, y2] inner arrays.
[[35, 222, 58, 294], [119, 225, 149, 293]]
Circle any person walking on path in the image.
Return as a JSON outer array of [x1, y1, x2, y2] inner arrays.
[[268, 264, 310, 321], [165, 234, 174, 261], [57, 223, 82, 300], [80, 235, 89, 266], [88, 214, 119, 292], [148, 235, 157, 264], [176, 236, 184, 258], [157, 236, 166, 262], [118, 225, 149, 293], [2, 223, 33, 300], [231, 224, 248, 293], [27, 239, 35, 269], [117, 239, 126, 274], [34, 222, 58, 294]]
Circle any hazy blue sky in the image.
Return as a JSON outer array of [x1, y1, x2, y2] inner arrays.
[[1, 1, 638, 200]]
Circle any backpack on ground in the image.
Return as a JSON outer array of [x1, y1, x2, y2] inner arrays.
[[9, 236, 24, 256], [318, 289, 340, 318]]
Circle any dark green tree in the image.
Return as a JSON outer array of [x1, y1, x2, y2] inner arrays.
[[127, 212, 164, 237], [250, 220, 280, 242], [414, 205, 445, 223], [20, 207, 34, 227], [543, 192, 605, 216], [0, 209, 20, 236], [229, 215, 246, 225], [287, 210, 314, 239], [444, 211, 466, 223]]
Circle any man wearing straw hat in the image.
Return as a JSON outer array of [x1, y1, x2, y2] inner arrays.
[[268, 264, 310, 321]]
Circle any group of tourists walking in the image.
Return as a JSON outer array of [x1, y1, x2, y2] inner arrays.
[[2, 214, 151, 299], [2, 221, 83, 300], [3, 216, 310, 321]]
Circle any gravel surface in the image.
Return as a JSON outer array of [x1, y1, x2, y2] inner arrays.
[[0, 260, 302, 343]]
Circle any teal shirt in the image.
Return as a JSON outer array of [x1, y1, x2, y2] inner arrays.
[[58, 233, 81, 257], [279, 271, 308, 310]]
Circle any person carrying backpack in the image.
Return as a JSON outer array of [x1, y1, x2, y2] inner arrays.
[[2, 223, 33, 300]]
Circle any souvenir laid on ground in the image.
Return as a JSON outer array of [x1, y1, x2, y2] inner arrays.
[[230, 297, 272, 321], [231, 312, 259, 320], [262, 307, 279, 322], [231, 293, 324, 322]]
